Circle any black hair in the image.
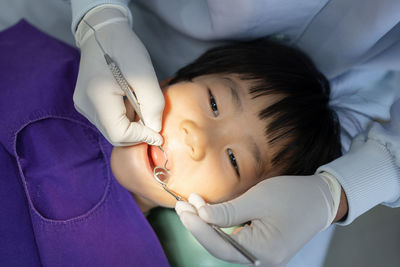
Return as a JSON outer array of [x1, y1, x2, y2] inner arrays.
[[169, 39, 341, 176]]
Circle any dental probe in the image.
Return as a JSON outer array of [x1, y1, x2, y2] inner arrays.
[[84, 20, 166, 155]]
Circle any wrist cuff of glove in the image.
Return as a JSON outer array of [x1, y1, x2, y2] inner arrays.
[[75, 4, 130, 47], [318, 139, 400, 225], [318, 172, 341, 230]]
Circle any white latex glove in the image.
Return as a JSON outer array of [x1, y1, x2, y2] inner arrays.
[[175, 173, 342, 266], [73, 5, 164, 146]]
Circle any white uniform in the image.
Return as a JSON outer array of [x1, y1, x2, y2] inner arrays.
[[1, 0, 399, 266]]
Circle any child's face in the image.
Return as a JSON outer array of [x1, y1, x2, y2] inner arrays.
[[111, 74, 280, 209]]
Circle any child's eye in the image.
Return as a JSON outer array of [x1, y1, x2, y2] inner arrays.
[[208, 89, 219, 117], [227, 148, 240, 177]]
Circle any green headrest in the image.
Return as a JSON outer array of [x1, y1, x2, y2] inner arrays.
[[148, 207, 244, 267]]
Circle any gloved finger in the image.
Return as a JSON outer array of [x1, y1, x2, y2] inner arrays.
[[187, 193, 261, 228], [99, 106, 163, 146], [188, 193, 207, 210], [90, 88, 163, 145], [97, 118, 162, 146], [175, 201, 197, 216], [177, 210, 251, 265], [119, 121, 163, 146]]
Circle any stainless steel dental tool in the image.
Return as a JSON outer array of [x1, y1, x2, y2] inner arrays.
[[85, 20, 259, 265]]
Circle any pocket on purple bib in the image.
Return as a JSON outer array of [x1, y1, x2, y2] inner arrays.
[[16, 117, 110, 220]]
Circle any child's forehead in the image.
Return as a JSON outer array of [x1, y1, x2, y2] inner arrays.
[[192, 73, 281, 99], [195, 73, 284, 107], [193, 73, 249, 85], [192, 74, 260, 99]]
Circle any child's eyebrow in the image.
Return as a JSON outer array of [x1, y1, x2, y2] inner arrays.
[[221, 77, 242, 112]]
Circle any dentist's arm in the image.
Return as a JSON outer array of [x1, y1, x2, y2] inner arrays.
[[71, 1, 164, 146]]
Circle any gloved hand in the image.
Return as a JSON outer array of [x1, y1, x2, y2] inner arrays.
[[175, 173, 343, 266], [73, 4, 164, 146]]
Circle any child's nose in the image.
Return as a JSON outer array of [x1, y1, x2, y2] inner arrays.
[[180, 120, 207, 161]]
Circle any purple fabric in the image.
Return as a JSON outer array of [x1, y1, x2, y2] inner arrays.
[[0, 20, 169, 267]]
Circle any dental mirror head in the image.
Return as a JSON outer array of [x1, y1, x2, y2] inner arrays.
[[152, 156, 184, 201], [153, 166, 169, 186], [152, 146, 170, 186]]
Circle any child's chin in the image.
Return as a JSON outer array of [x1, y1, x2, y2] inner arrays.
[[157, 202, 175, 209]]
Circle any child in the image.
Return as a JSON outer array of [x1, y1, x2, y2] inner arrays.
[[111, 39, 342, 212]]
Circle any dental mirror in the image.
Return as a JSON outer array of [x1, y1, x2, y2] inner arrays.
[[152, 148, 184, 201]]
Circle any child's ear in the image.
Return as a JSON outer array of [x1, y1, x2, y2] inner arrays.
[[160, 77, 174, 89]]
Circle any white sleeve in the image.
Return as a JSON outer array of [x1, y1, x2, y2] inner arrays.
[[318, 72, 400, 224], [70, 0, 132, 33], [328, 70, 400, 152]]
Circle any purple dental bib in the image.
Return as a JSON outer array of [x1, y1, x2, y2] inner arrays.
[[0, 20, 169, 267]]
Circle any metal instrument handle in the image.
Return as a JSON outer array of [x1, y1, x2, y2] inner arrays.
[[104, 54, 145, 124], [211, 225, 260, 266]]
